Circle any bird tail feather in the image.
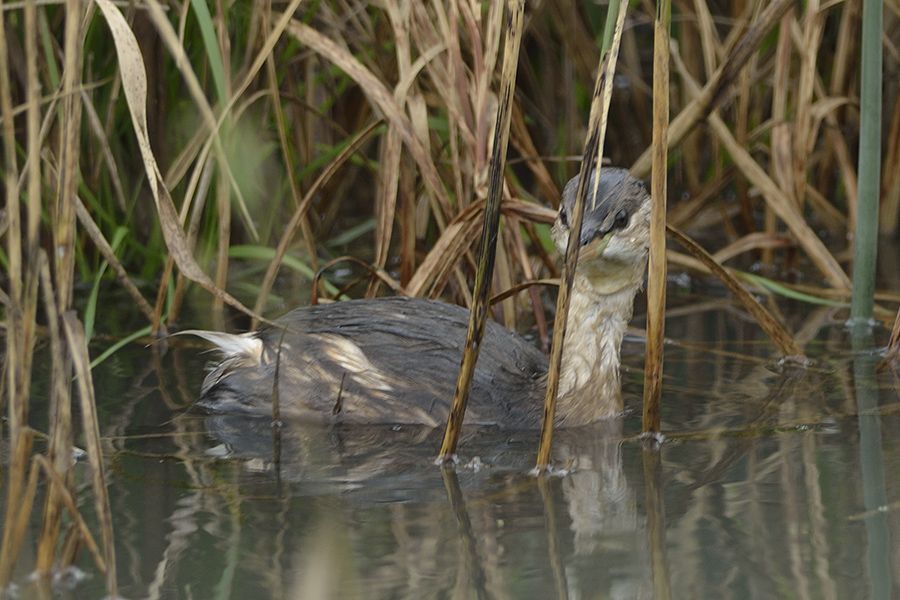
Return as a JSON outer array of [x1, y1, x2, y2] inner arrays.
[[176, 330, 263, 365]]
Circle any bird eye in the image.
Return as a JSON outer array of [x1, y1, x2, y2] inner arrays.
[[613, 209, 629, 230], [559, 207, 568, 227]]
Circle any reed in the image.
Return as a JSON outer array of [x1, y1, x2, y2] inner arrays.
[[642, 0, 671, 435], [850, 0, 883, 322], [666, 225, 801, 357], [0, 3, 897, 593], [888, 307, 900, 358], [535, 0, 629, 471], [438, 0, 525, 461]]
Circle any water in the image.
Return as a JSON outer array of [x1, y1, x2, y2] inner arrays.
[[6, 295, 900, 599]]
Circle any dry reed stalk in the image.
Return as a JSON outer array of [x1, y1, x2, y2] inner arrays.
[[286, 19, 452, 228], [251, 121, 380, 322], [212, 161, 231, 328], [262, 5, 318, 271], [767, 8, 795, 265], [682, 0, 720, 191], [536, 0, 629, 471], [622, 23, 653, 147], [406, 211, 482, 297], [830, 0, 860, 101], [814, 78, 859, 232], [0, 0, 23, 435], [0, 4, 38, 586], [804, 185, 848, 233], [816, 0, 860, 200], [496, 226, 517, 329], [0, 429, 35, 586], [310, 256, 406, 303], [34, 455, 107, 572], [792, 0, 825, 207], [671, 47, 852, 291], [409, 198, 556, 301], [62, 312, 118, 595], [94, 0, 263, 321], [399, 152, 416, 286], [489, 278, 559, 305], [769, 8, 794, 237], [54, 0, 83, 311], [36, 251, 73, 572], [407, 1, 522, 295], [668, 169, 733, 228], [438, 0, 525, 461], [74, 197, 156, 322], [888, 308, 900, 357], [505, 214, 551, 349], [642, 0, 671, 435], [731, 1, 763, 233], [368, 2, 410, 298], [23, 1, 41, 268], [168, 154, 216, 326], [880, 93, 900, 235], [153, 258, 176, 334], [410, 1, 473, 158], [630, 0, 793, 178], [711, 233, 793, 264], [510, 102, 559, 204], [212, 5, 233, 330], [163, 125, 209, 190], [667, 225, 801, 356], [691, 0, 720, 74]]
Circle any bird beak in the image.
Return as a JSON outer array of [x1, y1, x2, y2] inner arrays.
[[577, 230, 612, 262]]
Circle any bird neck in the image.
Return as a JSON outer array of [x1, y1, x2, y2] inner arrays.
[[554, 268, 642, 426]]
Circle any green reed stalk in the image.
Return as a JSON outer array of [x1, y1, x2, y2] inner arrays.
[[850, 0, 882, 322]]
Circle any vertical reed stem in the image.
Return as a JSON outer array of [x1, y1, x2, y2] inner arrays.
[[535, 0, 628, 470], [642, 0, 671, 433], [63, 313, 118, 595], [438, 0, 525, 461], [0, 0, 23, 436], [850, 0, 882, 322]]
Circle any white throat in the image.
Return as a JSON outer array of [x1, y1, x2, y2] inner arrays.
[[555, 262, 645, 426]]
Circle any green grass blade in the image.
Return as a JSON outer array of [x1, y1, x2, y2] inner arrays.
[[739, 272, 848, 307], [189, 0, 228, 104], [84, 228, 128, 341], [89, 325, 152, 370], [325, 218, 376, 247], [228, 245, 343, 298]]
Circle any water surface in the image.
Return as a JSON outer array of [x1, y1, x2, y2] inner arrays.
[[7, 295, 900, 599]]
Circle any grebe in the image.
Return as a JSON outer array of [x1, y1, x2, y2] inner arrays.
[[190, 168, 651, 429]]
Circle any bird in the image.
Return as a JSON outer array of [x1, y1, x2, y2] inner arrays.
[[188, 167, 651, 429]]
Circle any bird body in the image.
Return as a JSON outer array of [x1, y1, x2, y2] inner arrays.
[[191, 168, 651, 429], [194, 297, 546, 428]]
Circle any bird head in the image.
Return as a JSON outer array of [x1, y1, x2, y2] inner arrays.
[[551, 167, 652, 294]]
